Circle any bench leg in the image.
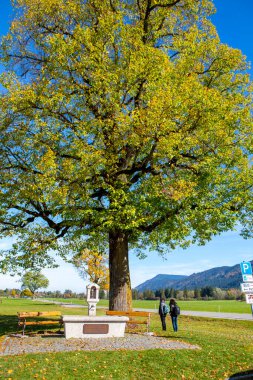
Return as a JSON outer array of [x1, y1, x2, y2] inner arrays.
[[22, 322, 26, 336], [147, 317, 150, 333]]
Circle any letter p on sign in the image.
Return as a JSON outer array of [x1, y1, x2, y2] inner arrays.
[[240, 261, 252, 275], [243, 263, 249, 272]]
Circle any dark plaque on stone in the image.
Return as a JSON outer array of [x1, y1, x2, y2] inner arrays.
[[83, 324, 109, 334]]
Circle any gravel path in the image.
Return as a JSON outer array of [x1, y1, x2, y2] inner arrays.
[[0, 334, 200, 356]]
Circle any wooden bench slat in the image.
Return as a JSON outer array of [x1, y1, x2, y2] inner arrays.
[[17, 311, 63, 335], [38, 312, 62, 317], [18, 312, 40, 317], [18, 311, 61, 317], [106, 310, 151, 332], [19, 321, 60, 326]]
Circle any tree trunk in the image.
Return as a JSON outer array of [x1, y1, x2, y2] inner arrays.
[[109, 230, 132, 311]]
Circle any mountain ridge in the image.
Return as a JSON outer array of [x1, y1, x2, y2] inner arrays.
[[135, 274, 187, 292], [135, 260, 253, 291]]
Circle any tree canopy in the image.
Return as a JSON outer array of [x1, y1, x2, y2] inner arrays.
[[20, 270, 49, 295], [0, 0, 252, 310]]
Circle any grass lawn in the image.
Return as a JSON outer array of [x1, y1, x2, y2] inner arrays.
[[44, 297, 252, 314], [0, 298, 253, 379]]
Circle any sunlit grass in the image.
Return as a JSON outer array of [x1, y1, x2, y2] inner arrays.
[[0, 298, 253, 379], [43, 297, 252, 314]]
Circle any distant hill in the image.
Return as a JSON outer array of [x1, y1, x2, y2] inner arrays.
[[134, 261, 253, 291], [135, 274, 188, 292]]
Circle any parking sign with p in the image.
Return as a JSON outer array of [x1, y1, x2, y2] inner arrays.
[[240, 261, 253, 282]]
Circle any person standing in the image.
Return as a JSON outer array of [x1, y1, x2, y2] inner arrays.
[[159, 298, 168, 331], [169, 298, 180, 332]]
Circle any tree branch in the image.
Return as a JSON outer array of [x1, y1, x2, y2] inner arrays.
[[150, 0, 181, 12], [138, 205, 182, 232]]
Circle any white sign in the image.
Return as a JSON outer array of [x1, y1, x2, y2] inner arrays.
[[245, 293, 253, 304], [240, 282, 253, 293], [242, 274, 253, 282]]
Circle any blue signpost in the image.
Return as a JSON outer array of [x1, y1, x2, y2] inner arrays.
[[240, 261, 253, 282], [240, 261, 253, 317]]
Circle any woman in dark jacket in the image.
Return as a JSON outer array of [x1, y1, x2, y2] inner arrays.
[[169, 298, 179, 332]]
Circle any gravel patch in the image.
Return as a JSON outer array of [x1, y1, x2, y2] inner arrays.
[[0, 333, 200, 356]]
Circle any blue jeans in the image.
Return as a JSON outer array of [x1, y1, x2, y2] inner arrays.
[[171, 316, 178, 332]]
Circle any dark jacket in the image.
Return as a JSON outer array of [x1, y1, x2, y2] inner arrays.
[[169, 303, 178, 317], [159, 302, 167, 316]]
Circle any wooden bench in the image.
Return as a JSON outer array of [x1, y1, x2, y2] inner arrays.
[[17, 311, 63, 335], [106, 310, 151, 333]]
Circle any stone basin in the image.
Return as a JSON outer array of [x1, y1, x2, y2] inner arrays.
[[62, 315, 129, 339]]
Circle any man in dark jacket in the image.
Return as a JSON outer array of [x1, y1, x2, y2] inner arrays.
[[158, 298, 168, 331]]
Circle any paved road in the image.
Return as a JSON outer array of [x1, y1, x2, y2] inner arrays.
[[135, 308, 253, 321], [38, 300, 253, 321], [181, 310, 253, 321]]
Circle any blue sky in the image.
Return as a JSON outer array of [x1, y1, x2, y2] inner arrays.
[[0, 0, 253, 292]]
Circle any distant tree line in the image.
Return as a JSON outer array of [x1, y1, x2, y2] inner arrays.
[[0, 286, 244, 301], [132, 286, 245, 301], [0, 288, 108, 299]]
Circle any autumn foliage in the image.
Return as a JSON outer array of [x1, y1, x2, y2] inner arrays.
[[0, 0, 252, 309], [73, 249, 109, 291]]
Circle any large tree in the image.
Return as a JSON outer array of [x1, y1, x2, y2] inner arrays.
[[20, 270, 49, 296], [0, 0, 252, 310]]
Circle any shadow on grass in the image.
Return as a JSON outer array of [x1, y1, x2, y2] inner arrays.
[[0, 315, 18, 336], [163, 334, 185, 339], [228, 369, 253, 379], [0, 315, 63, 337]]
